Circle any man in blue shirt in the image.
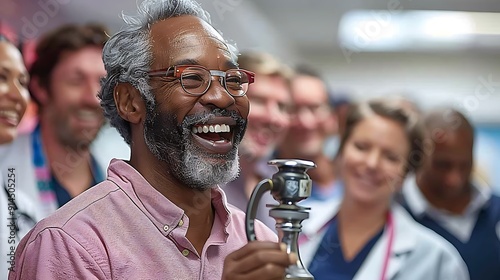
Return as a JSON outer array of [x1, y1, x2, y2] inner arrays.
[[401, 108, 500, 280]]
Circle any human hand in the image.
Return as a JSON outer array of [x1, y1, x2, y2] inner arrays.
[[222, 241, 297, 280]]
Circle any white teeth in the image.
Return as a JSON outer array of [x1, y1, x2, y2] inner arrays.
[[191, 124, 232, 134], [76, 110, 98, 120], [0, 111, 19, 123], [0, 111, 17, 118]]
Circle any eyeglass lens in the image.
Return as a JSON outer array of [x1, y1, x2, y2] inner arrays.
[[180, 67, 250, 96]]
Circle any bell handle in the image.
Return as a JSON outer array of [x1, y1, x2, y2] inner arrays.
[[245, 179, 273, 241]]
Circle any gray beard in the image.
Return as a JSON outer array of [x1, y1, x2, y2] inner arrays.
[[143, 103, 244, 190], [181, 138, 240, 190]]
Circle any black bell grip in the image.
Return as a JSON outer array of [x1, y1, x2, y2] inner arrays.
[[245, 179, 273, 241]]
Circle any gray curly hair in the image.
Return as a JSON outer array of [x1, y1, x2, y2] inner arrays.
[[99, 0, 238, 145]]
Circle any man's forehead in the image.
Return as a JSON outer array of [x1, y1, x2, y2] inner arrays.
[[431, 155, 472, 166], [432, 143, 473, 160], [55, 48, 105, 73], [170, 33, 229, 54], [149, 16, 232, 61]]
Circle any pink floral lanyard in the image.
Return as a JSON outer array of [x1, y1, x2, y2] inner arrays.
[[380, 212, 395, 280]]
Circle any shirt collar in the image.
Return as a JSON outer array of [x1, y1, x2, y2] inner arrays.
[[467, 177, 492, 213], [212, 185, 232, 241], [403, 174, 492, 217], [107, 159, 232, 240], [402, 175, 428, 217]]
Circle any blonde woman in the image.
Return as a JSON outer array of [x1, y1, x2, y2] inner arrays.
[[299, 99, 468, 280]]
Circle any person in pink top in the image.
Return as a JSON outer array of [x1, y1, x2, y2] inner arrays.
[[9, 0, 296, 279]]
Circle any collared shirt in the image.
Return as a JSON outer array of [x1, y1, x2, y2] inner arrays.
[[9, 159, 277, 280], [402, 176, 500, 280], [403, 175, 491, 242]]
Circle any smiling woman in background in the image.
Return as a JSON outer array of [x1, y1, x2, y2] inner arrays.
[[299, 98, 469, 280], [0, 35, 38, 278], [0, 36, 29, 144]]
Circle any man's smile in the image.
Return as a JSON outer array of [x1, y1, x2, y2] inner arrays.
[[188, 116, 241, 154]]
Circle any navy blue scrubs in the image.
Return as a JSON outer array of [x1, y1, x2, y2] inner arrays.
[[52, 156, 104, 207], [309, 217, 384, 280]]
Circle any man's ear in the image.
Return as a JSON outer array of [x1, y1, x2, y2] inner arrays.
[[114, 83, 146, 124], [30, 77, 49, 105]]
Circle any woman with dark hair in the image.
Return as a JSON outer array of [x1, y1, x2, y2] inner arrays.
[[299, 99, 469, 280], [0, 35, 29, 143], [0, 35, 37, 276]]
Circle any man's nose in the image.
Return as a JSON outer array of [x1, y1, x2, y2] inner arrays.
[[198, 76, 236, 110], [294, 108, 317, 130]]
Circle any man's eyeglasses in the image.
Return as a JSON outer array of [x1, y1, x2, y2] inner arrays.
[[148, 65, 255, 97], [292, 104, 332, 119]]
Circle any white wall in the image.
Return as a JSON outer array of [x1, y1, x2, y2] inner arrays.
[[302, 50, 500, 124]]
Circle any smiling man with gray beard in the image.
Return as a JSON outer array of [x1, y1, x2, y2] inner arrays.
[[9, 1, 297, 279], [144, 106, 246, 190]]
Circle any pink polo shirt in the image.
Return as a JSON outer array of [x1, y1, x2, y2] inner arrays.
[[9, 159, 277, 279]]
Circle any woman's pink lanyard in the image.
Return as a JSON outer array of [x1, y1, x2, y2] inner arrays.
[[380, 211, 394, 280]]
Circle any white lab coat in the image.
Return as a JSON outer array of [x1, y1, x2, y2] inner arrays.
[[299, 201, 470, 280]]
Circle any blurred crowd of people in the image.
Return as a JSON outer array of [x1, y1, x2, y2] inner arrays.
[[1, 0, 499, 279]]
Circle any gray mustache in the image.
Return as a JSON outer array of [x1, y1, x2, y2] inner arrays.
[[182, 109, 245, 127]]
